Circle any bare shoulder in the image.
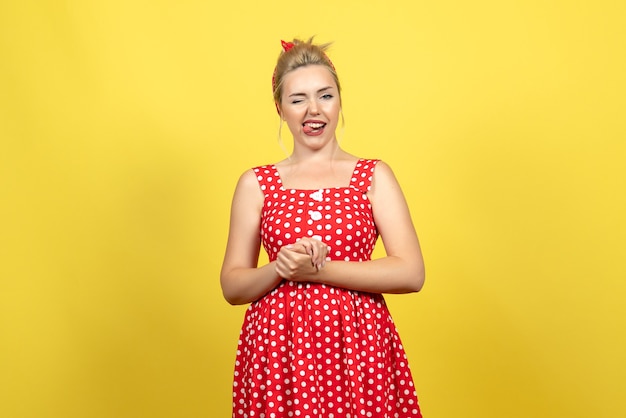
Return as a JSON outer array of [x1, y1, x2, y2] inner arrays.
[[370, 160, 402, 193], [368, 160, 417, 245], [232, 168, 264, 209], [372, 159, 394, 176], [237, 167, 261, 189]]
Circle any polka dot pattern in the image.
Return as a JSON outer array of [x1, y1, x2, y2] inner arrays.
[[233, 159, 421, 418]]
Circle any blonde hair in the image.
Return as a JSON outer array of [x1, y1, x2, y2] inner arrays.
[[272, 37, 341, 110]]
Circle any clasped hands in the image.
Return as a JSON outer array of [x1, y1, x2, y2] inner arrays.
[[275, 237, 329, 281]]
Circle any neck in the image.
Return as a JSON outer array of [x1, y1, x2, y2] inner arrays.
[[289, 140, 343, 165]]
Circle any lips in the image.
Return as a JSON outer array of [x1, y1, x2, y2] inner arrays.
[[302, 120, 326, 135]]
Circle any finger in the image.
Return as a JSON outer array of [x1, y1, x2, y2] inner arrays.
[[299, 241, 314, 259], [286, 243, 305, 254], [320, 245, 329, 269], [311, 242, 326, 271]]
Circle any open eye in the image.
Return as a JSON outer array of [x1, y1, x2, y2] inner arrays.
[[321, 94, 334, 100]]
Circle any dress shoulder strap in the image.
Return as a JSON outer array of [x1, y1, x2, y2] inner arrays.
[[349, 159, 380, 193], [252, 165, 281, 197]]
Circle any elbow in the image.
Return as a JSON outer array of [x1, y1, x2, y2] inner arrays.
[[224, 295, 247, 306], [221, 289, 238, 305], [406, 278, 424, 293], [221, 287, 254, 306], [412, 275, 425, 293], [220, 273, 248, 306], [389, 257, 425, 294], [390, 269, 424, 294], [406, 264, 425, 293], [221, 287, 251, 306]]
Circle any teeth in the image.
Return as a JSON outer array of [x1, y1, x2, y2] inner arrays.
[[305, 123, 324, 128]]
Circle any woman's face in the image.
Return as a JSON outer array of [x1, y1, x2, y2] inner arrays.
[[279, 65, 341, 151]]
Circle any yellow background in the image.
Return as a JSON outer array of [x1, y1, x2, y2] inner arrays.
[[1, 1, 624, 417]]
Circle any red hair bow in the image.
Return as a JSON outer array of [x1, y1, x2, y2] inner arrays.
[[281, 40, 295, 52]]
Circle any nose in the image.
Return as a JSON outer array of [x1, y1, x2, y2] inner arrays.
[[308, 98, 320, 116]]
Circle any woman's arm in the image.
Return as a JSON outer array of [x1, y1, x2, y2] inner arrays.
[[219, 169, 282, 305], [278, 161, 425, 294]]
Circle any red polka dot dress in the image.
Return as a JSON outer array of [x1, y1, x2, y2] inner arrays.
[[232, 159, 422, 418]]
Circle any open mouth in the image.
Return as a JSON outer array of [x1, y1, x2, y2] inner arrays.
[[303, 122, 326, 134]]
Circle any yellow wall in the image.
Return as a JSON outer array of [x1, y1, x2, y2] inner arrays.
[[1, 1, 624, 417]]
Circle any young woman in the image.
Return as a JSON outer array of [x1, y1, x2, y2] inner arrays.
[[221, 37, 425, 418]]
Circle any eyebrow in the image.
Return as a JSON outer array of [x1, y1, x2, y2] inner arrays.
[[288, 86, 334, 97]]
